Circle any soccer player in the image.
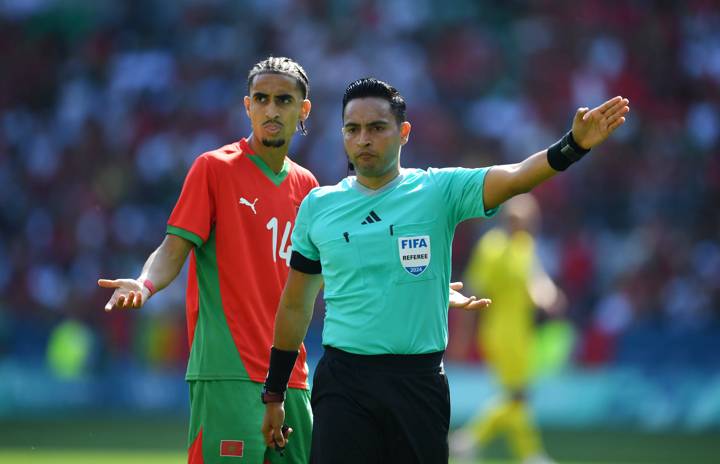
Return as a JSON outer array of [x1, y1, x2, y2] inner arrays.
[[450, 193, 565, 464], [98, 57, 318, 464], [261, 77, 629, 463]]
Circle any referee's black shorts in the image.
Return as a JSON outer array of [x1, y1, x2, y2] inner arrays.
[[310, 345, 450, 464]]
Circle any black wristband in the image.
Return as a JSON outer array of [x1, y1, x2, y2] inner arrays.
[[290, 250, 322, 274], [546, 130, 591, 171], [264, 347, 299, 394]]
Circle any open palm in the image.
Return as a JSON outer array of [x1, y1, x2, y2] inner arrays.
[[449, 282, 492, 311], [571, 96, 630, 149], [98, 278, 147, 311]]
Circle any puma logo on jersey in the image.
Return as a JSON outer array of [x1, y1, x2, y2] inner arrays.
[[239, 197, 258, 214]]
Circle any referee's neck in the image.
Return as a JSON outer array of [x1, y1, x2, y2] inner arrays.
[[356, 169, 401, 190]]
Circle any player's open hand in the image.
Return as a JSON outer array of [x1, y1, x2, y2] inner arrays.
[[262, 403, 292, 450], [449, 282, 492, 311], [98, 278, 148, 311], [571, 96, 630, 149]]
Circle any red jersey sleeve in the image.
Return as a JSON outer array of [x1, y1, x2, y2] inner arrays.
[[167, 155, 215, 246]]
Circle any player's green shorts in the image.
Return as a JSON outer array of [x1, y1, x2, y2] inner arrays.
[[188, 380, 312, 464]]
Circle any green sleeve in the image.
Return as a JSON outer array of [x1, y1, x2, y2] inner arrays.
[[167, 225, 203, 247]]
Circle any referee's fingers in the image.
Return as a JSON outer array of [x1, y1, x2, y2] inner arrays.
[[273, 427, 287, 447], [261, 422, 272, 446], [465, 298, 492, 311], [575, 107, 590, 122], [594, 96, 622, 114]]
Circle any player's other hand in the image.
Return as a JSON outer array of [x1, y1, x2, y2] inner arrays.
[[262, 403, 292, 449], [98, 278, 149, 311], [449, 282, 492, 311], [571, 96, 630, 149]]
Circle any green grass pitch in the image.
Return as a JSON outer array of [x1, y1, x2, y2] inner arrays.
[[1, 417, 718, 463], [0, 451, 578, 464]]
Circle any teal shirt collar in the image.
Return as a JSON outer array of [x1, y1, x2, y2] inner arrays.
[[349, 170, 407, 196]]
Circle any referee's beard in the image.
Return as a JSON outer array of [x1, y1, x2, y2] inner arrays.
[[261, 138, 286, 148]]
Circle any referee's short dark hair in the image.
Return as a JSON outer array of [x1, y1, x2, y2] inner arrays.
[[342, 78, 407, 125]]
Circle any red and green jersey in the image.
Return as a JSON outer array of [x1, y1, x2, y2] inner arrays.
[[167, 138, 318, 388]]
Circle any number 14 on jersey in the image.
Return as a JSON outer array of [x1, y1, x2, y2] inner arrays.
[[266, 217, 292, 266]]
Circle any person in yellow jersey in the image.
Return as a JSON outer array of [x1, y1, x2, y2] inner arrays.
[[450, 193, 565, 464]]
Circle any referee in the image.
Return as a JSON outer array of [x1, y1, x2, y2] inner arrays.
[[261, 78, 630, 463]]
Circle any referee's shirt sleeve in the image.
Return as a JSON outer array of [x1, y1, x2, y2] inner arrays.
[[289, 193, 322, 274], [428, 167, 500, 224]]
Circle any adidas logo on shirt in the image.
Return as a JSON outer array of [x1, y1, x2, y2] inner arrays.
[[361, 210, 382, 225]]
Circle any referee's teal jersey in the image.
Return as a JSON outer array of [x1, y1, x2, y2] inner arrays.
[[291, 167, 498, 355]]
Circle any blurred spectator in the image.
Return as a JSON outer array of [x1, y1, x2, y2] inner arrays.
[[0, 0, 717, 384]]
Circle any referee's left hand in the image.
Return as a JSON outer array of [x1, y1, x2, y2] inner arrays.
[[262, 403, 292, 449], [571, 96, 630, 149], [449, 282, 492, 311]]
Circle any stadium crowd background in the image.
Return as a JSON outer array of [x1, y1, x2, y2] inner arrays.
[[0, 0, 719, 432]]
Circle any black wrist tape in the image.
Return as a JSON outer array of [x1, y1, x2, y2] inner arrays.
[[265, 347, 299, 393], [547, 130, 591, 171]]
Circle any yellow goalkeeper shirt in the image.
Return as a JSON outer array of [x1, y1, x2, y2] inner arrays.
[[465, 228, 536, 355]]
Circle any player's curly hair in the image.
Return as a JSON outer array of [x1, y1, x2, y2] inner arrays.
[[342, 77, 407, 125], [247, 56, 310, 135]]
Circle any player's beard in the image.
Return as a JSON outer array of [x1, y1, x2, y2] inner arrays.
[[261, 138, 285, 148]]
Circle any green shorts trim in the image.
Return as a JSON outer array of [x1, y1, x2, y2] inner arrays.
[[188, 380, 311, 464]]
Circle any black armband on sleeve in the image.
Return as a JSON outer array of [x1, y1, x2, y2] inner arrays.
[[547, 130, 591, 171], [264, 347, 299, 394], [290, 250, 322, 274]]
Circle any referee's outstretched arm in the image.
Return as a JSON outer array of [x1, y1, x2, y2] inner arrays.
[[261, 269, 323, 449], [483, 96, 630, 211]]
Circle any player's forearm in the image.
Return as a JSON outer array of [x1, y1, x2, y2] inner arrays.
[[138, 235, 192, 292]]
